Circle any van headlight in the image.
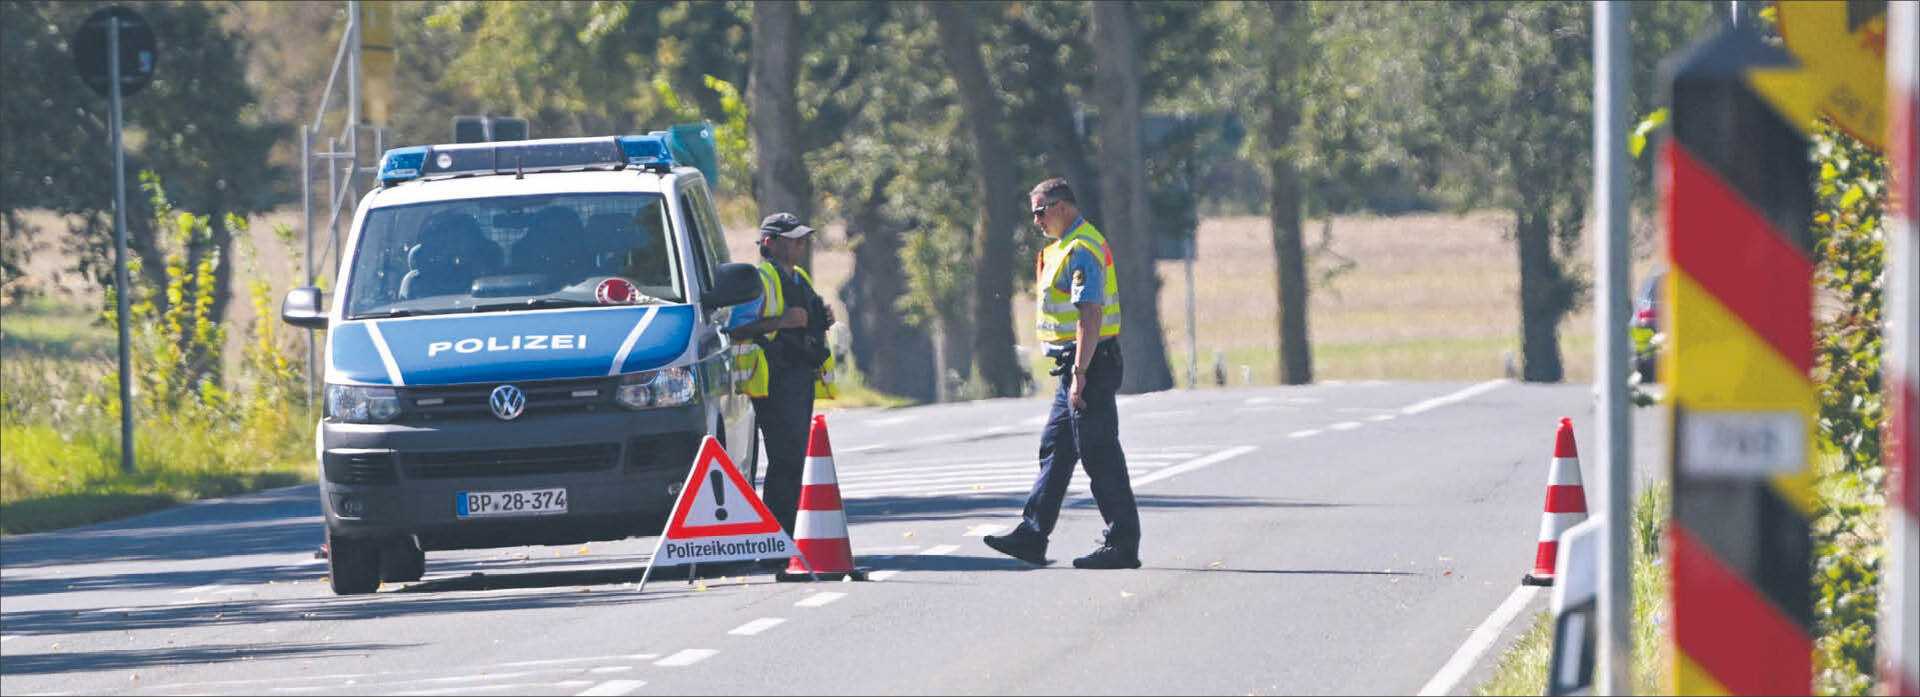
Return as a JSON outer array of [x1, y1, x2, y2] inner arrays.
[[616, 366, 698, 409], [327, 385, 401, 423]]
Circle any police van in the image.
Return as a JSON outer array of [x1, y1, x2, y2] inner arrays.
[[280, 129, 763, 594]]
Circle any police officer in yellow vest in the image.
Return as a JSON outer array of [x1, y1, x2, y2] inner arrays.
[[727, 213, 834, 540], [983, 178, 1142, 570]]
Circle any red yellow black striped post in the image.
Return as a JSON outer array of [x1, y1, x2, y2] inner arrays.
[[1661, 27, 1818, 695], [1882, 4, 1918, 695]]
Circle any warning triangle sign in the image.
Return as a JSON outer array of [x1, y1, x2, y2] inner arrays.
[[665, 437, 783, 538], [641, 436, 797, 573]]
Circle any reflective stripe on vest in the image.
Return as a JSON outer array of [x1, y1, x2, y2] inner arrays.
[[1035, 221, 1122, 343], [734, 261, 788, 398]]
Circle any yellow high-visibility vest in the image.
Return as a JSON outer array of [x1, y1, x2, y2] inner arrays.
[[1035, 220, 1122, 343], [732, 261, 785, 398]]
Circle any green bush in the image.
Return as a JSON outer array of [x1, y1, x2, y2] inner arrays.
[[0, 173, 314, 534]]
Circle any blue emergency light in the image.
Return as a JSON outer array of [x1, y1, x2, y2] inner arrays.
[[376, 125, 718, 188]]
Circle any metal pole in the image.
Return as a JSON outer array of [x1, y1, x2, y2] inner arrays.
[[1592, 2, 1633, 693], [108, 17, 135, 475], [1728, 1, 1740, 27], [1185, 236, 1197, 389], [302, 127, 316, 408]]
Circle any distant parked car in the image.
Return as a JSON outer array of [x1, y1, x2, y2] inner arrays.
[[1631, 269, 1663, 383]]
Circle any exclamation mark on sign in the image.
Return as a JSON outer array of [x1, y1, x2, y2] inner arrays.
[[710, 470, 728, 521]]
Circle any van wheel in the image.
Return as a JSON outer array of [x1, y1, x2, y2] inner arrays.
[[327, 529, 381, 595], [379, 536, 425, 583]]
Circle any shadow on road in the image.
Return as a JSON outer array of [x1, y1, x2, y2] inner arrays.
[[0, 487, 321, 571], [0, 641, 409, 676], [849, 493, 1360, 525]]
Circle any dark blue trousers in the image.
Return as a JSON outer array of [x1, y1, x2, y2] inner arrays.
[[753, 365, 816, 536], [1018, 340, 1140, 553]]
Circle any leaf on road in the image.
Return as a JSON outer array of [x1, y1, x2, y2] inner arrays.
[[694, 581, 709, 592], [1207, 560, 1224, 569], [577, 545, 591, 555]]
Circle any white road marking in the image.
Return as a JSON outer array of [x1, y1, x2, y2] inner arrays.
[[839, 443, 892, 454], [498, 654, 660, 668], [0, 634, 15, 643], [1288, 429, 1322, 439], [964, 524, 1006, 537], [1124, 446, 1260, 490], [177, 583, 225, 594], [1243, 396, 1275, 405], [920, 544, 960, 556], [1416, 585, 1542, 696], [1328, 421, 1362, 431], [1400, 379, 1509, 415], [587, 666, 634, 674], [1368, 414, 1397, 422], [795, 591, 847, 608], [727, 617, 787, 636], [654, 649, 718, 667], [575, 680, 647, 696], [867, 414, 918, 426], [868, 570, 900, 582], [396, 681, 592, 696]]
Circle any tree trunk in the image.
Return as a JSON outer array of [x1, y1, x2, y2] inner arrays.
[[748, 1, 813, 266], [929, 2, 1024, 399], [839, 172, 937, 402], [1515, 209, 1565, 382], [1006, 18, 1101, 226], [1091, 1, 1174, 394], [1265, 1, 1312, 385]]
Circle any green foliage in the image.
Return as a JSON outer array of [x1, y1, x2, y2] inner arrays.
[[0, 174, 312, 533], [1807, 122, 1888, 697]]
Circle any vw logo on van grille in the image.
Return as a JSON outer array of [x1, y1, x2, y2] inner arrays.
[[489, 384, 527, 421]]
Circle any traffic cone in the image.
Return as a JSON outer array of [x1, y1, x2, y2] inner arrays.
[[1522, 417, 1589, 586], [777, 415, 868, 582]]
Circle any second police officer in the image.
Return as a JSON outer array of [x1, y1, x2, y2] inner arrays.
[[983, 178, 1143, 570], [727, 213, 835, 548]]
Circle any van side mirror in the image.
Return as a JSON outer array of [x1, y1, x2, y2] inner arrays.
[[704, 263, 763, 311], [282, 287, 329, 329]]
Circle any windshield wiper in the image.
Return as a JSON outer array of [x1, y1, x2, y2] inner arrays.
[[352, 307, 425, 320], [470, 298, 600, 313]]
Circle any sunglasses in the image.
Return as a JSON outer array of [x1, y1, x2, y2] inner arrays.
[[1031, 201, 1056, 218]]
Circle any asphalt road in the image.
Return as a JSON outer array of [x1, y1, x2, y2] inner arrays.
[[0, 381, 1669, 695]]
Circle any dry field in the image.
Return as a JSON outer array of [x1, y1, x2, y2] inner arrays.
[[11, 207, 1647, 390]]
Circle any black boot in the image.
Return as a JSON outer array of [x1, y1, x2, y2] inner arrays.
[[983, 527, 1049, 565], [1072, 539, 1140, 570]]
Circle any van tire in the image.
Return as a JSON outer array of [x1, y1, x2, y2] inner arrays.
[[380, 536, 426, 583], [327, 529, 381, 595]]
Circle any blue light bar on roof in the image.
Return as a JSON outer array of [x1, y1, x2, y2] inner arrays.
[[374, 126, 718, 187]]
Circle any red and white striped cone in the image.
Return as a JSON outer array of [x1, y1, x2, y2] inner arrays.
[[1523, 417, 1589, 586], [777, 415, 868, 582]]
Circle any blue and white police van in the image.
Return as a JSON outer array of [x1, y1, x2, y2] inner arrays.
[[281, 129, 764, 594]]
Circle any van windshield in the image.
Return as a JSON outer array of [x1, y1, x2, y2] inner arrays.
[[343, 193, 683, 319]]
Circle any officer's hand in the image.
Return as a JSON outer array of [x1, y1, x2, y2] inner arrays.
[[1070, 372, 1087, 411], [781, 307, 809, 329]]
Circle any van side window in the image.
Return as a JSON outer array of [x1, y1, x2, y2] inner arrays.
[[690, 184, 730, 264], [679, 191, 716, 292]]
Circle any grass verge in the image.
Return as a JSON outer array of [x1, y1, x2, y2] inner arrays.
[[1476, 484, 1672, 695]]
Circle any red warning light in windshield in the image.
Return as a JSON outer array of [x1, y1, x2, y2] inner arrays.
[[595, 278, 639, 305]]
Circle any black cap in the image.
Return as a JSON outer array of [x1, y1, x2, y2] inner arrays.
[[758, 212, 815, 239]]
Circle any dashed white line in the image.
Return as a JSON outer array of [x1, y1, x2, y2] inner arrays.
[[575, 679, 647, 696], [1124, 446, 1260, 489], [1368, 414, 1397, 422], [498, 654, 660, 668], [921, 544, 960, 556], [867, 415, 918, 426], [1288, 429, 1323, 439], [1328, 421, 1362, 431], [963, 524, 1005, 537], [727, 617, 787, 636], [795, 591, 847, 608], [396, 681, 592, 696], [654, 649, 718, 667], [1400, 379, 1508, 415], [1243, 397, 1275, 405], [177, 583, 226, 594], [587, 666, 635, 674], [868, 570, 900, 582]]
